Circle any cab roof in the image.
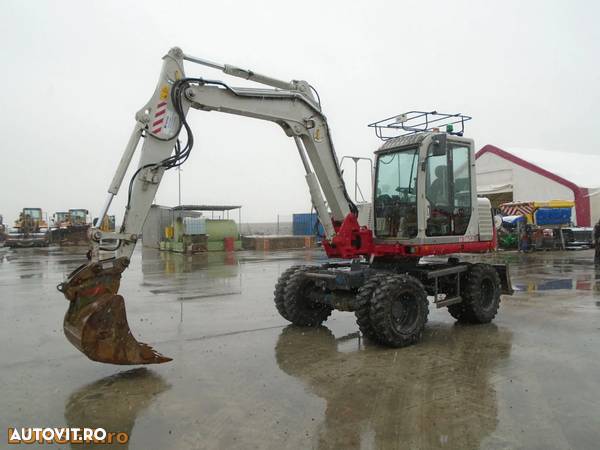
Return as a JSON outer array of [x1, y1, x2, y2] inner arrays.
[[375, 132, 432, 153]]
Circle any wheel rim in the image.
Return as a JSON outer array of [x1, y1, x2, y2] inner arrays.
[[480, 278, 495, 310], [390, 291, 420, 334]]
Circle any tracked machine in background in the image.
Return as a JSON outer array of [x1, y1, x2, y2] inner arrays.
[[58, 48, 512, 365], [6, 208, 49, 248]]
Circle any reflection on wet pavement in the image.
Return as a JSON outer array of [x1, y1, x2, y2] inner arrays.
[[514, 277, 592, 292], [1, 246, 600, 449], [275, 324, 511, 449], [65, 369, 170, 449]]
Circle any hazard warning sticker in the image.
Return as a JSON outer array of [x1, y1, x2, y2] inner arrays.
[[151, 100, 168, 135], [151, 99, 178, 137]]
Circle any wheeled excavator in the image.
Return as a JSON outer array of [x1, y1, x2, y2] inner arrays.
[[58, 47, 513, 365]]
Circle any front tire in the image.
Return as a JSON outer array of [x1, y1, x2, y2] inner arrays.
[[448, 263, 501, 323], [283, 268, 332, 326], [369, 274, 429, 347], [273, 265, 304, 321], [355, 272, 389, 342]]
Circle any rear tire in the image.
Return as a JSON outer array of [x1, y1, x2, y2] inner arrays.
[[283, 268, 332, 326], [369, 274, 429, 347], [355, 273, 389, 342], [448, 263, 501, 323], [273, 265, 304, 321]]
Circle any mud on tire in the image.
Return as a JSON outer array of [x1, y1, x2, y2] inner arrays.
[[354, 273, 389, 342], [283, 267, 332, 327], [369, 274, 429, 347], [447, 263, 501, 324], [273, 265, 305, 322]]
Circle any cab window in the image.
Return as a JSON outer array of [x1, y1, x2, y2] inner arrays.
[[425, 144, 472, 236]]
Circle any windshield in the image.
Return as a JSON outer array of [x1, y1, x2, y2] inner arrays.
[[69, 210, 87, 218], [24, 209, 42, 220], [374, 147, 419, 239]]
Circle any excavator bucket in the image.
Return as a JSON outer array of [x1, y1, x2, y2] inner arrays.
[[59, 257, 171, 365]]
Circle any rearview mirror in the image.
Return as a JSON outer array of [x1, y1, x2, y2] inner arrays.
[[430, 134, 447, 156]]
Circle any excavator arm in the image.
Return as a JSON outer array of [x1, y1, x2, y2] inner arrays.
[[58, 47, 365, 365]]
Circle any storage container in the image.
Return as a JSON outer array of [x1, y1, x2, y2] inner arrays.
[[292, 213, 324, 237], [206, 219, 238, 241], [534, 208, 572, 226]]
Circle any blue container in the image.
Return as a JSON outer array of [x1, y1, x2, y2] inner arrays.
[[293, 213, 324, 237], [502, 215, 525, 228], [534, 208, 572, 226]]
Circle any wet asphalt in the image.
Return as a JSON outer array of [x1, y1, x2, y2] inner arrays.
[[1, 246, 599, 449]]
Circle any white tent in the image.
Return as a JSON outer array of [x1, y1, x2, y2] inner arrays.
[[475, 145, 600, 226]]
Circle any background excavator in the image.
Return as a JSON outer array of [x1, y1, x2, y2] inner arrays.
[[58, 47, 512, 365]]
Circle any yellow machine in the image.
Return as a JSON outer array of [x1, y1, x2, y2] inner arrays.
[[96, 215, 116, 232], [6, 208, 49, 248], [50, 209, 92, 246], [52, 209, 90, 228]]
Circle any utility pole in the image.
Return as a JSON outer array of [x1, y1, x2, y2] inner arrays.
[[178, 166, 182, 223], [178, 166, 182, 206]]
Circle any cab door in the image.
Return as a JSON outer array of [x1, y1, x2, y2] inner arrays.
[[424, 141, 473, 238]]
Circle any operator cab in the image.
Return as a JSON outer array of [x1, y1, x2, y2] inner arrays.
[[68, 209, 89, 226], [53, 211, 69, 227], [23, 208, 43, 221], [369, 111, 477, 245]]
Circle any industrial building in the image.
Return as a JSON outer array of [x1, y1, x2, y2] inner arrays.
[[476, 145, 600, 226], [142, 204, 242, 252]]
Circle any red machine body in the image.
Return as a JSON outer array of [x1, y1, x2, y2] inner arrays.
[[323, 213, 496, 260]]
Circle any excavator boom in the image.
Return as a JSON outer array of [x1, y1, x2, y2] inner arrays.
[[59, 47, 359, 364]]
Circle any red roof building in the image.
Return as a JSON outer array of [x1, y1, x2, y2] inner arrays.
[[475, 145, 600, 227]]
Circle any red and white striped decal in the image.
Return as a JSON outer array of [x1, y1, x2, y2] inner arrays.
[[500, 202, 535, 216], [152, 101, 168, 134]]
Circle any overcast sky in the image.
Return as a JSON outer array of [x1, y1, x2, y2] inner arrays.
[[1, 0, 598, 226]]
